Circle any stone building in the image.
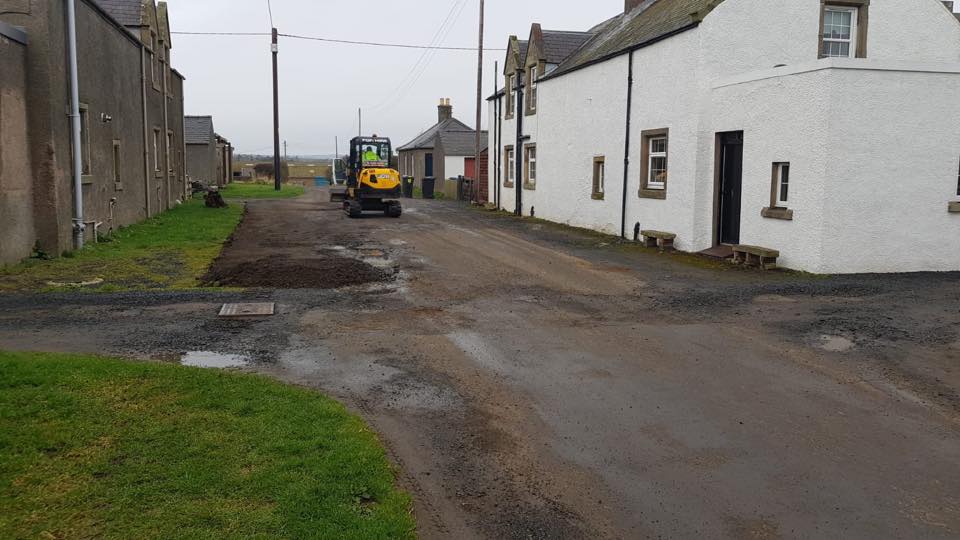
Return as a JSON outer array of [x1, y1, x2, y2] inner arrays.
[[0, 0, 187, 264], [397, 99, 487, 193], [185, 115, 232, 188]]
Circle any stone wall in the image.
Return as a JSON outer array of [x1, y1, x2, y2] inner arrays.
[[0, 23, 33, 264]]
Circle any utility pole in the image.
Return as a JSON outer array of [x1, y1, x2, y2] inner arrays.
[[272, 27, 281, 191], [358, 108, 362, 137], [473, 0, 485, 204], [284, 140, 288, 162]]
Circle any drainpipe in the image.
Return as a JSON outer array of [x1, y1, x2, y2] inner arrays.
[[496, 62, 501, 210], [66, 0, 85, 249], [515, 66, 524, 216], [140, 47, 151, 217], [162, 50, 171, 210], [620, 50, 635, 239]]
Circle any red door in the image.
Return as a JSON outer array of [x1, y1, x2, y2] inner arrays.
[[464, 157, 476, 179]]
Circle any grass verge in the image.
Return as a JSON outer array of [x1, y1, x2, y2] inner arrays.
[[221, 183, 305, 199], [0, 351, 415, 539], [0, 200, 243, 292]]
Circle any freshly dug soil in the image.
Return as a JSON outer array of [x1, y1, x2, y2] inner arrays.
[[203, 255, 392, 289]]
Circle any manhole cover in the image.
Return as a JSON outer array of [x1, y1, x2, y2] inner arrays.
[[218, 303, 276, 318]]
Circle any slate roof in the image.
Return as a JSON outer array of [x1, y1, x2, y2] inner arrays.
[[547, 0, 721, 80], [185, 116, 214, 145], [517, 40, 529, 65], [398, 118, 473, 152], [438, 129, 489, 156], [540, 30, 595, 64], [92, 0, 143, 27]]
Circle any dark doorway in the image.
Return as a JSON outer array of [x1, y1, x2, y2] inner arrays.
[[716, 131, 744, 245], [425, 153, 434, 177]]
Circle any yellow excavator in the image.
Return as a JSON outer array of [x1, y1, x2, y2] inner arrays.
[[337, 136, 402, 218]]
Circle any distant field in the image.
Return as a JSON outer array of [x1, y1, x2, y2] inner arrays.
[[220, 183, 305, 199]]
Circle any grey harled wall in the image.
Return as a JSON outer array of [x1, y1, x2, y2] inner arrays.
[[0, 23, 34, 264], [186, 143, 216, 185]]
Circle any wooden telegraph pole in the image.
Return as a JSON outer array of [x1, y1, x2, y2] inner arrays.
[[473, 0, 485, 203], [272, 28, 281, 191]]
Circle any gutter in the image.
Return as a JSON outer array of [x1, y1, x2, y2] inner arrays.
[[621, 50, 634, 239], [66, 0, 85, 249]]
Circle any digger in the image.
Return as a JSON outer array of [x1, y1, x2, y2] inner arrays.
[[336, 136, 402, 218]]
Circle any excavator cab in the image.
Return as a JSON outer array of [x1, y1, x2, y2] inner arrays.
[[343, 136, 402, 218]]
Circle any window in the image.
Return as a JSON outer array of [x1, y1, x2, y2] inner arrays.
[[639, 128, 668, 199], [78, 104, 91, 175], [956, 155, 960, 196], [113, 140, 122, 189], [153, 128, 161, 173], [524, 145, 536, 188], [762, 162, 795, 220], [774, 162, 790, 205], [167, 131, 174, 173], [527, 65, 538, 113], [820, 2, 868, 59], [592, 156, 605, 200], [505, 74, 515, 118], [504, 146, 515, 186]]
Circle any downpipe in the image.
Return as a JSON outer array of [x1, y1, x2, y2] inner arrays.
[[620, 50, 634, 240], [514, 67, 524, 216], [66, 0, 85, 249]]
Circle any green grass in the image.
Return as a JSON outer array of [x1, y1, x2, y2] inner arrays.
[[0, 200, 243, 292], [0, 351, 415, 540], [220, 183, 305, 199]]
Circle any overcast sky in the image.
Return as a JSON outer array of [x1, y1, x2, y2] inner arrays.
[[164, 0, 623, 155]]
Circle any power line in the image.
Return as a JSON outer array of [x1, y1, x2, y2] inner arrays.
[[170, 31, 505, 51], [266, 0, 274, 28]]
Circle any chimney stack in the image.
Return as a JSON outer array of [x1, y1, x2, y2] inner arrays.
[[625, 0, 645, 13], [438, 98, 453, 122]]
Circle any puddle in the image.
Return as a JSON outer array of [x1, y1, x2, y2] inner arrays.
[[817, 335, 855, 352], [181, 351, 250, 369]]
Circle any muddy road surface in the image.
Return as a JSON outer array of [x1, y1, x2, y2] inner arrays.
[[2, 188, 959, 539]]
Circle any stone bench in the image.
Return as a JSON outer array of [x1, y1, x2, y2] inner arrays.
[[733, 244, 780, 270], [640, 230, 676, 251]]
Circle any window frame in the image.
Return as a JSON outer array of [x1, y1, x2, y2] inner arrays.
[[505, 74, 515, 119], [762, 162, 795, 220], [818, 0, 869, 59], [504, 145, 515, 187], [167, 130, 175, 174], [638, 128, 669, 199], [152, 127, 161, 174], [112, 139, 123, 190], [956, 155, 960, 197], [78, 103, 92, 177], [523, 144, 537, 189], [592, 156, 605, 200], [527, 64, 538, 114]]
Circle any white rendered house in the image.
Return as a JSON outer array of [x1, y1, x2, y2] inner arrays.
[[488, 0, 960, 274]]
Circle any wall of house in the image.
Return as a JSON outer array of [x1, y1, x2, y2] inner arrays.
[[75, 0, 151, 237], [444, 156, 465, 180], [819, 66, 960, 273], [0, 26, 34, 264], [186, 143, 216, 185], [169, 73, 186, 200]]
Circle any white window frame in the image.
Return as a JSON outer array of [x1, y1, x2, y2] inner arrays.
[[822, 5, 858, 59], [153, 128, 161, 172], [529, 65, 538, 112], [774, 162, 790, 206], [78, 104, 91, 176], [647, 136, 667, 190], [525, 145, 537, 185], [506, 147, 515, 184], [506, 74, 515, 116], [593, 156, 605, 197]]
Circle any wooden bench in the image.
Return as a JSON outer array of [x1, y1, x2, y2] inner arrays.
[[732, 245, 780, 270], [640, 230, 676, 251]]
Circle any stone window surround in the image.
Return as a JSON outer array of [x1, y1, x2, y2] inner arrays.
[[113, 139, 123, 191], [152, 127, 162, 177], [523, 143, 537, 190], [818, 0, 870, 59], [592, 156, 605, 200], [763, 162, 794, 220], [78, 103, 92, 180], [638, 128, 668, 200], [504, 74, 516, 120], [525, 61, 544, 117], [503, 145, 515, 187]]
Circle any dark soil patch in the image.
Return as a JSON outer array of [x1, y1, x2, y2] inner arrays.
[[202, 255, 392, 289]]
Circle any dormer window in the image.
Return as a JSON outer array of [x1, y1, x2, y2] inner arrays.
[[819, 1, 869, 59], [505, 74, 515, 118], [527, 65, 538, 113]]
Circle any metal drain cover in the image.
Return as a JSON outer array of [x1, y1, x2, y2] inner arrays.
[[218, 303, 276, 318]]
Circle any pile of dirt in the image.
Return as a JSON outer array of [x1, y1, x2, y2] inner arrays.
[[203, 255, 393, 289]]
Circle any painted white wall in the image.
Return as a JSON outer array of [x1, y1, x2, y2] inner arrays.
[[444, 156, 465, 180]]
